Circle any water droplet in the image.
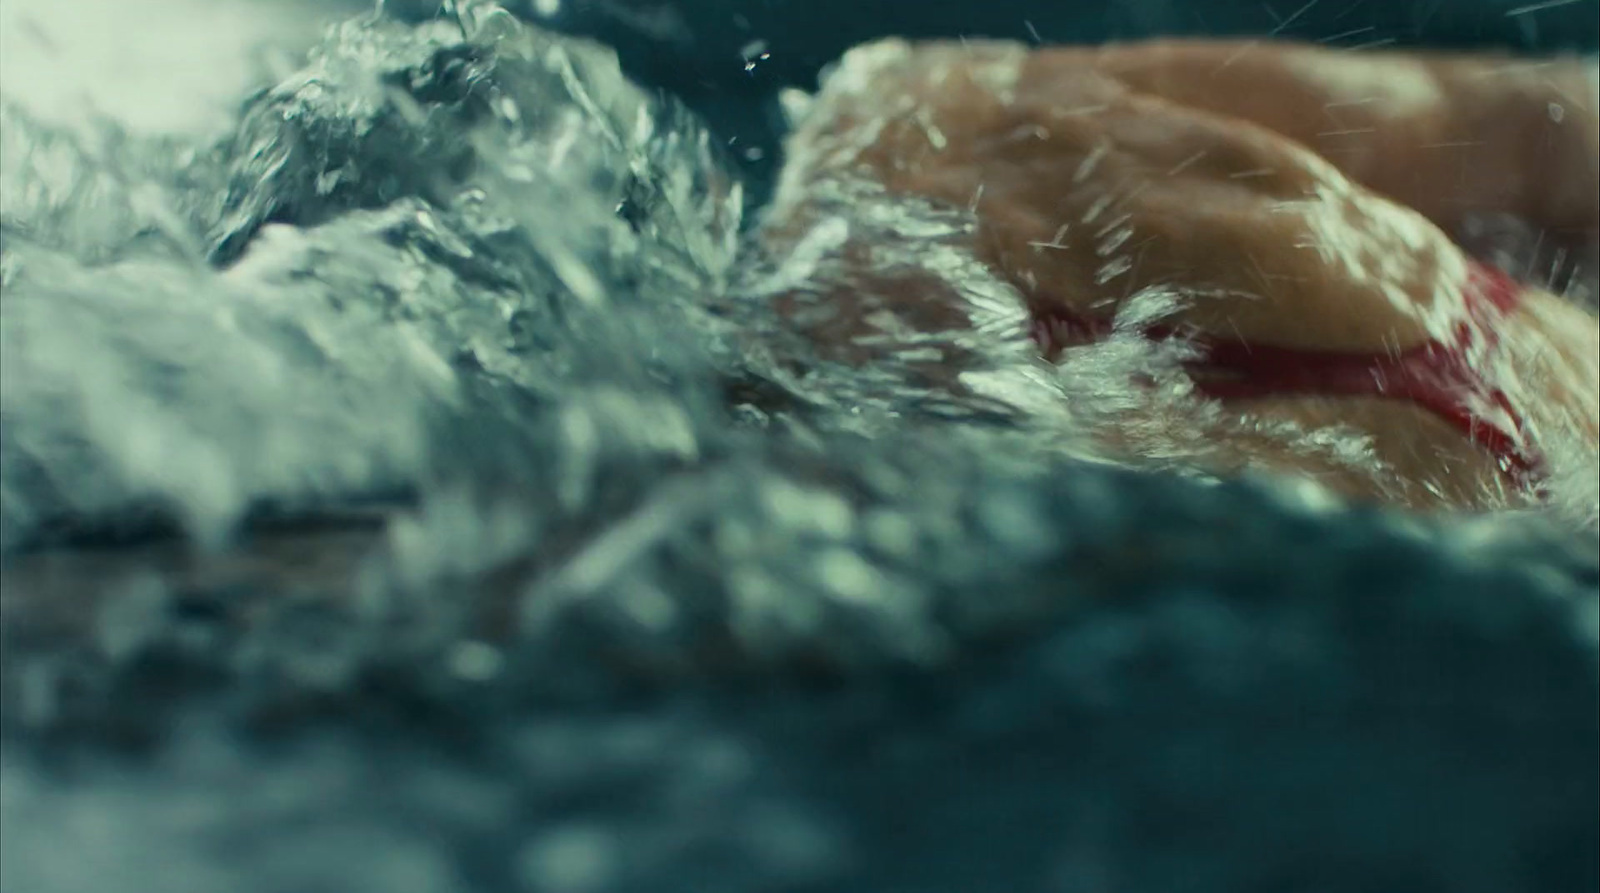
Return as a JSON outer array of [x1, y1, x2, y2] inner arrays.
[[1095, 226, 1134, 257], [741, 40, 772, 73], [1095, 255, 1134, 285]]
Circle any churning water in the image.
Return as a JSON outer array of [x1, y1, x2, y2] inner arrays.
[[0, 3, 1595, 892]]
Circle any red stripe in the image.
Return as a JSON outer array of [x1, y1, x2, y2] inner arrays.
[[1030, 262, 1547, 493]]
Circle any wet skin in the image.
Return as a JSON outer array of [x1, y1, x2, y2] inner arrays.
[[758, 38, 1600, 512]]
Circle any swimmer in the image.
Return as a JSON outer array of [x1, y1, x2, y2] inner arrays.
[[753, 38, 1600, 514]]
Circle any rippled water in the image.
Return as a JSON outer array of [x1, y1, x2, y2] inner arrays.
[[0, 4, 1595, 892]]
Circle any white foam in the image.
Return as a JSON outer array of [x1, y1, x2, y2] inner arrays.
[[0, 0, 338, 136]]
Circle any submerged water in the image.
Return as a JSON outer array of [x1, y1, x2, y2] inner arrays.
[[0, 4, 1596, 892]]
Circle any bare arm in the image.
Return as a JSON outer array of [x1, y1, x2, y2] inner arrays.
[[1047, 40, 1599, 254], [758, 38, 1598, 512]]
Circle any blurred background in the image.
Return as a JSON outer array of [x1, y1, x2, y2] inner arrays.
[[488, 0, 1600, 198], [6, 0, 1594, 199]]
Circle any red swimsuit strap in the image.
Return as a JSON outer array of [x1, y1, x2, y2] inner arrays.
[[1031, 263, 1548, 491]]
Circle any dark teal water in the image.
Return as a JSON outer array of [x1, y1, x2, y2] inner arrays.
[[0, 4, 1595, 892]]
